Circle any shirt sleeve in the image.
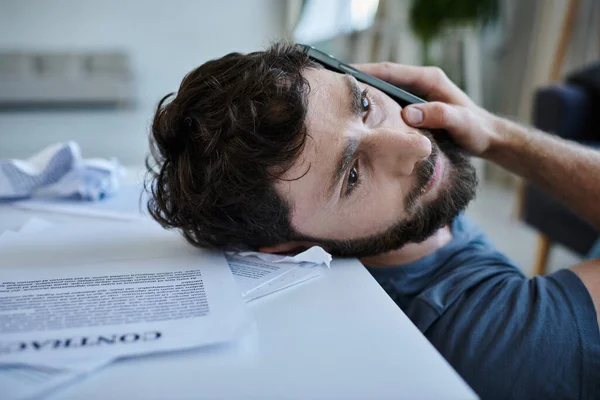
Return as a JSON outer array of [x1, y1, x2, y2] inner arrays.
[[424, 268, 600, 400]]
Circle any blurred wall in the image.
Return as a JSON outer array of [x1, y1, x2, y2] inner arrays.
[[0, 0, 285, 165]]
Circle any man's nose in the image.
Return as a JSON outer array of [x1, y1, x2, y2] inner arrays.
[[375, 128, 432, 176]]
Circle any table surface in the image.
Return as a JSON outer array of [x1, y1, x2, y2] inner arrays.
[[0, 204, 477, 400]]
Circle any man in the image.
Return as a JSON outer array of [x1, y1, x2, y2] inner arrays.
[[147, 43, 600, 399]]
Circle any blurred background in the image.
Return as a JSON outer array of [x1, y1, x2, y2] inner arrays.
[[1, 0, 599, 275]]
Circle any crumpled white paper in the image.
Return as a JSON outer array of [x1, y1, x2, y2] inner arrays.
[[230, 246, 332, 268], [0, 142, 124, 201]]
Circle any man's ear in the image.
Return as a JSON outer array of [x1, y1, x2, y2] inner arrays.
[[259, 241, 314, 255]]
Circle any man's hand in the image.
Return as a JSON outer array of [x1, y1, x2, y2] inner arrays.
[[354, 63, 501, 156]]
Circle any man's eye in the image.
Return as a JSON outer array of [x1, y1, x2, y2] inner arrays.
[[360, 90, 371, 112], [347, 163, 359, 192]]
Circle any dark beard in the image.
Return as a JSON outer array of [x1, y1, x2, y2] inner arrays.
[[299, 132, 478, 258]]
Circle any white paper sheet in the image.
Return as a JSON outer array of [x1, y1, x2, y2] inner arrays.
[[0, 358, 111, 400], [226, 254, 295, 296], [242, 266, 321, 302], [13, 184, 147, 220], [17, 217, 55, 234], [0, 222, 251, 367], [226, 254, 323, 302]]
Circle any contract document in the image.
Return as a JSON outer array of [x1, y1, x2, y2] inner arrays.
[[0, 221, 251, 367]]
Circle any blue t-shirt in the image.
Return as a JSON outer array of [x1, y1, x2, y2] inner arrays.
[[367, 215, 600, 399]]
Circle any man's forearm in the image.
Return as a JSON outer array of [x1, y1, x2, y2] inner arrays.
[[484, 117, 600, 230]]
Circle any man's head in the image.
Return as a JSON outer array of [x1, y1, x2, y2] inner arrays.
[[147, 42, 477, 258]]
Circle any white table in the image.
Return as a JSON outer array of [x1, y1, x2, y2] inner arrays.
[[0, 205, 477, 400]]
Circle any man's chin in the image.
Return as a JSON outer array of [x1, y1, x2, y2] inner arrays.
[[358, 223, 453, 266], [316, 208, 460, 259]]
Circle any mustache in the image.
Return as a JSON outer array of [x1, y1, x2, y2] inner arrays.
[[403, 133, 439, 213]]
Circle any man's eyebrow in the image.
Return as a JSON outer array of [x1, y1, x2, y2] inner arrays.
[[347, 76, 364, 118], [329, 137, 359, 197]]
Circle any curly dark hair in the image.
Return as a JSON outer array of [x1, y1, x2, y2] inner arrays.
[[146, 42, 321, 250]]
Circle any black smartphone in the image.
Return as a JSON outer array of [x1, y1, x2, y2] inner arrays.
[[299, 44, 426, 108]]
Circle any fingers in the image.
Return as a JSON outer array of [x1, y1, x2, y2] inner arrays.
[[402, 102, 497, 156], [402, 102, 467, 132], [353, 62, 471, 105]]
